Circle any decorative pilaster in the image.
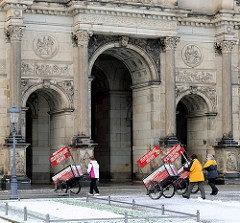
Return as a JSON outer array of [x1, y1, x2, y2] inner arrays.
[[214, 40, 240, 184], [6, 26, 24, 113], [71, 31, 96, 148], [221, 41, 234, 140], [162, 36, 180, 146]]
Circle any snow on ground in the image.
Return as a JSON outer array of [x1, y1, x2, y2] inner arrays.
[[0, 184, 240, 223]]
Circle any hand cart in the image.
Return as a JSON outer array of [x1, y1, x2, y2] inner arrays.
[[174, 163, 199, 195], [49, 146, 83, 194], [143, 163, 179, 199]]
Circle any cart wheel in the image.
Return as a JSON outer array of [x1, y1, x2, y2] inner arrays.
[[55, 180, 68, 194], [175, 179, 188, 195], [147, 181, 163, 200], [162, 182, 175, 198], [69, 182, 82, 194], [191, 184, 199, 194]]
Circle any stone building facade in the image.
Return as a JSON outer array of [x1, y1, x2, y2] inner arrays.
[[0, 0, 240, 186]]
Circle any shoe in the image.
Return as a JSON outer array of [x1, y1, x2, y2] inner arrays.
[[182, 195, 189, 199], [88, 193, 93, 196], [202, 197, 206, 200], [213, 189, 219, 195], [94, 193, 100, 196], [210, 192, 214, 195]]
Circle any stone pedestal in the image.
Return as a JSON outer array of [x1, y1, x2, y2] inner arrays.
[[1, 135, 31, 190], [159, 136, 179, 148], [214, 138, 240, 184], [71, 135, 98, 186]]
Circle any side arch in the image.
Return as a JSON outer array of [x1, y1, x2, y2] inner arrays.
[[176, 90, 215, 115], [22, 82, 73, 110]]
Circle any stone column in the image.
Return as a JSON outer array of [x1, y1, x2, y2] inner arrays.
[[71, 31, 97, 179], [7, 26, 24, 133], [214, 40, 240, 184], [163, 36, 179, 146], [221, 41, 234, 139], [75, 31, 91, 137]]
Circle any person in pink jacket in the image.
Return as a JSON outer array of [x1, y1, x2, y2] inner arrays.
[[87, 156, 100, 195]]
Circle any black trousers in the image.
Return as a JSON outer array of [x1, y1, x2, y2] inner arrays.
[[90, 178, 99, 194], [208, 178, 218, 194]]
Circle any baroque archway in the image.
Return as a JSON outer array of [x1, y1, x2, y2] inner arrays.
[[22, 80, 74, 183]]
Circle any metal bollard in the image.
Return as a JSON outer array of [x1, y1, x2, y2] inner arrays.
[[46, 214, 50, 223], [24, 206, 27, 221], [108, 195, 111, 205], [161, 204, 165, 215], [124, 212, 128, 223], [196, 210, 200, 222], [132, 199, 135, 209], [5, 202, 8, 216]]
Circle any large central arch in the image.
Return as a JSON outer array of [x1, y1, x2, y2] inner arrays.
[[89, 41, 160, 180]]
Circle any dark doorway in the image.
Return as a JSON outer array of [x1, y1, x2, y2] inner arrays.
[[176, 101, 188, 148]]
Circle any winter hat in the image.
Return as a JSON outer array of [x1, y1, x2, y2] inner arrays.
[[207, 154, 214, 161]]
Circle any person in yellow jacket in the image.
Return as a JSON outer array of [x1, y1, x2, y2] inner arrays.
[[182, 154, 206, 199], [204, 154, 218, 195]]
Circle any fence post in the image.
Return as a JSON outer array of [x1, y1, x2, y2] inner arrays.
[[68, 189, 71, 198], [24, 206, 27, 221], [5, 202, 8, 216], [124, 212, 128, 223], [132, 199, 135, 209], [161, 204, 165, 215], [196, 210, 200, 222], [108, 196, 111, 205], [46, 214, 50, 223], [86, 193, 89, 202]]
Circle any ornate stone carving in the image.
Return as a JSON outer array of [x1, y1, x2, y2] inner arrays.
[[5, 26, 24, 41], [176, 85, 217, 112], [33, 34, 58, 59], [226, 151, 237, 172], [221, 41, 234, 54], [119, 36, 129, 47], [21, 78, 74, 99], [88, 35, 161, 73], [21, 61, 71, 77], [56, 80, 74, 96], [164, 36, 180, 51], [214, 41, 235, 54], [182, 44, 202, 68], [176, 70, 215, 83], [75, 31, 92, 47]]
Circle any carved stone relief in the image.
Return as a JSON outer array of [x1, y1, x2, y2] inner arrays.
[[33, 34, 58, 59], [226, 151, 238, 172], [176, 85, 217, 112], [21, 78, 74, 101], [176, 69, 215, 84], [88, 35, 160, 73], [182, 44, 202, 68], [21, 61, 71, 77]]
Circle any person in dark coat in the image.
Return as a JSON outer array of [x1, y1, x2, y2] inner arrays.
[[204, 154, 218, 195], [182, 154, 205, 199]]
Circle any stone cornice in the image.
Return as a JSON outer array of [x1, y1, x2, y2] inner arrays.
[[2, 0, 240, 31], [0, 0, 33, 10]]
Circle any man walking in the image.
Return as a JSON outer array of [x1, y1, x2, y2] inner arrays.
[[182, 154, 206, 199]]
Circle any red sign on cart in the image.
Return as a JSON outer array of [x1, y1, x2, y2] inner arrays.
[[137, 145, 162, 168], [162, 143, 185, 164], [49, 146, 71, 167]]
